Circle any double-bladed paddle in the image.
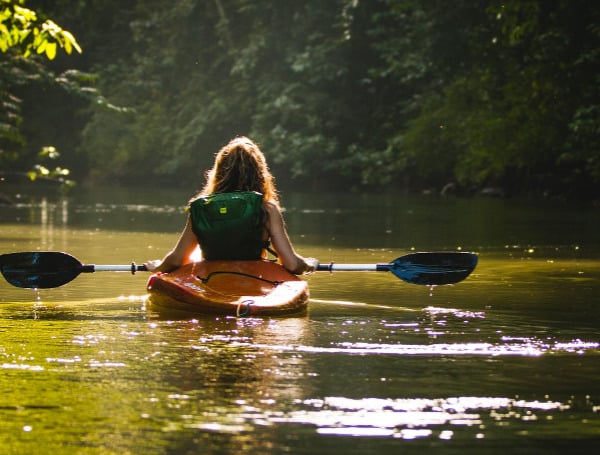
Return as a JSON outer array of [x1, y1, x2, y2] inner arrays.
[[0, 251, 477, 289]]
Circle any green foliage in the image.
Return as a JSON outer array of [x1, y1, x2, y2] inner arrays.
[[395, 0, 599, 197], [0, 0, 81, 59], [26, 145, 74, 187], [4, 0, 599, 200], [0, 0, 84, 181]]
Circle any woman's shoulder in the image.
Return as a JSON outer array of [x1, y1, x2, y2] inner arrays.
[[262, 199, 283, 222], [262, 199, 281, 212]]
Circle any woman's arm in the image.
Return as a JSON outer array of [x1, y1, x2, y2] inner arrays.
[[264, 201, 318, 274], [145, 216, 198, 273]]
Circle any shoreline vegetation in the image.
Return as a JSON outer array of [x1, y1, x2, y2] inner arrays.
[[1, 175, 597, 208], [1, 1, 598, 203]]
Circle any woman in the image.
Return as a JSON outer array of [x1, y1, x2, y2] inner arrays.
[[144, 136, 317, 274]]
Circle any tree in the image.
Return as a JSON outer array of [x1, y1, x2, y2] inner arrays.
[[0, 0, 81, 184]]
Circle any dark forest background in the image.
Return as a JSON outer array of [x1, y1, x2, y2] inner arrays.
[[1, 0, 599, 200]]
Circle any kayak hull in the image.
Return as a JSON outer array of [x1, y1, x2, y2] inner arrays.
[[146, 260, 309, 316]]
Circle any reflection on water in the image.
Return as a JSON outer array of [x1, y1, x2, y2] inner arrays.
[[244, 339, 599, 357], [0, 186, 599, 453], [279, 395, 571, 438]]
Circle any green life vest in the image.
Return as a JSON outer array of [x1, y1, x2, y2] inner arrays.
[[189, 191, 267, 260]]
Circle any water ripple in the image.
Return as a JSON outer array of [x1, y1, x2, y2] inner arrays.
[[271, 395, 574, 439], [237, 338, 599, 357]]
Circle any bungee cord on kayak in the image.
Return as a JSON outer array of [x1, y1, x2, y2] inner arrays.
[[196, 270, 283, 287]]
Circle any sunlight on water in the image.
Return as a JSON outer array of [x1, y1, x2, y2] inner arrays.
[[235, 339, 598, 357], [0, 363, 44, 371], [310, 298, 410, 311], [10, 199, 183, 216], [153, 393, 591, 442], [276, 395, 571, 439]]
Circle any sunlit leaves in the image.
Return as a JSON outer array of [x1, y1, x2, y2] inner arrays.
[[26, 147, 74, 188], [39, 146, 59, 160], [0, 0, 81, 60]]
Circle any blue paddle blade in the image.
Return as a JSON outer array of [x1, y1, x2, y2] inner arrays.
[[0, 252, 83, 288], [388, 252, 478, 285]]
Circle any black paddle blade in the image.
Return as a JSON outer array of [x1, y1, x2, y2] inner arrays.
[[390, 252, 478, 285], [0, 252, 83, 289]]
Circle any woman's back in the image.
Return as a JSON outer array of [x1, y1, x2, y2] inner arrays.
[[188, 191, 267, 260]]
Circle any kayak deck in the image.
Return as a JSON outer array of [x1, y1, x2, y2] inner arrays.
[[146, 260, 309, 316]]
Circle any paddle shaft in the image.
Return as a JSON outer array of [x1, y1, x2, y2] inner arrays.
[[317, 263, 390, 272], [88, 264, 148, 273], [92, 263, 382, 273]]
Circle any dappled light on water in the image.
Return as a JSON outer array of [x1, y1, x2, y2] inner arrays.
[[238, 339, 598, 357], [279, 396, 572, 439], [151, 393, 589, 441]]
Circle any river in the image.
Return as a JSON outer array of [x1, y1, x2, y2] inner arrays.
[[1, 185, 599, 454]]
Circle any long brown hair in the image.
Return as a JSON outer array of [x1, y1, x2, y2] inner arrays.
[[196, 136, 279, 204]]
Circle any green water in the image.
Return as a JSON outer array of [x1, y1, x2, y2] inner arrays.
[[0, 186, 599, 454]]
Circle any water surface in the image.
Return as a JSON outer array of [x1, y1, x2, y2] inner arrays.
[[0, 186, 598, 453]]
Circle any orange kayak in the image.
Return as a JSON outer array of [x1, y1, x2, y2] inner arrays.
[[146, 260, 309, 316]]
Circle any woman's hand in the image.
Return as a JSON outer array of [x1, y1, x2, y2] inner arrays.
[[144, 259, 162, 272], [303, 257, 319, 274]]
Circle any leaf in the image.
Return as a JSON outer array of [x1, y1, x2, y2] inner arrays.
[[61, 30, 82, 54], [45, 41, 57, 60], [36, 40, 46, 54], [39, 146, 59, 159], [63, 35, 72, 54], [13, 5, 38, 23], [39, 165, 49, 176]]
